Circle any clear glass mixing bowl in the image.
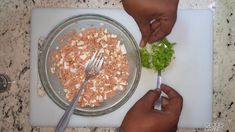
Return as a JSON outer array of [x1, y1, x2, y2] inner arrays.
[[38, 14, 141, 116]]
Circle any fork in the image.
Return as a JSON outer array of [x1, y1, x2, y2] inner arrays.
[[55, 48, 104, 132], [155, 70, 162, 110]]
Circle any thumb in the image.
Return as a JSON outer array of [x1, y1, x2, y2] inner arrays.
[[136, 20, 151, 47], [140, 89, 161, 109]]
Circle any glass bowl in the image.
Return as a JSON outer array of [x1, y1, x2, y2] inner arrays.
[[38, 14, 141, 116]]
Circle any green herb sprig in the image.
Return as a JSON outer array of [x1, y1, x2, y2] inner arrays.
[[140, 38, 175, 72]]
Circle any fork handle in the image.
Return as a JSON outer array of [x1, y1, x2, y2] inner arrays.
[[55, 79, 88, 132], [155, 72, 162, 110], [156, 71, 162, 89], [156, 75, 162, 89]]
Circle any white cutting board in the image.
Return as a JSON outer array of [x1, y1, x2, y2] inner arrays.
[[30, 8, 213, 128]]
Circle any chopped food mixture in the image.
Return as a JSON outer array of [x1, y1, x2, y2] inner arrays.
[[51, 27, 129, 107]]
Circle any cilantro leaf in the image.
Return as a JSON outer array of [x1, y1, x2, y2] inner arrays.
[[140, 38, 175, 72]]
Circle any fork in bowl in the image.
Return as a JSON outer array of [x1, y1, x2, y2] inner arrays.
[[55, 48, 104, 132]]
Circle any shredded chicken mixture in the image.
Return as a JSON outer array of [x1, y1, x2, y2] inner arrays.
[[51, 27, 129, 107]]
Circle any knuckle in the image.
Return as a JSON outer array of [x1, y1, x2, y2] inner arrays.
[[141, 29, 150, 36], [177, 94, 183, 104], [145, 90, 157, 98], [170, 113, 180, 123], [149, 36, 159, 42], [165, 27, 172, 35], [179, 94, 183, 101], [163, 22, 174, 35], [146, 90, 155, 95]]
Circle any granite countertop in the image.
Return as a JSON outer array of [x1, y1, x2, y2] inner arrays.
[[0, 0, 234, 132]]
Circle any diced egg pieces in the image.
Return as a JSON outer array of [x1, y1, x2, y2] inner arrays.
[[80, 54, 87, 60], [63, 89, 68, 93], [99, 48, 105, 53], [90, 87, 97, 92], [51, 27, 130, 108], [90, 99, 97, 103], [63, 62, 69, 70], [120, 44, 127, 54], [51, 67, 56, 74], [94, 33, 98, 38], [113, 84, 124, 91], [77, 40, 84, 46], [104, 29, 108, 34], [105, 49, 110, 55], [71, 40, 76, 46], [69, 68, 77, 73], [111, 34, 117, 38], [96, 95, 104, 101]]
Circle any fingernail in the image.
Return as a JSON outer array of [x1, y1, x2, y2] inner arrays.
[[140, 39, 145, 47], [156, 88, 161, 92], [160, 84, 165, 90]]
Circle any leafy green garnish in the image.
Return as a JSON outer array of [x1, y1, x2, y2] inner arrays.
[[139, 48, 151, 68], [140, 38, 175, 72]]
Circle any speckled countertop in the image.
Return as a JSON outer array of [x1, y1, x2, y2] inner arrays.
[[0, 0, 234, 132]]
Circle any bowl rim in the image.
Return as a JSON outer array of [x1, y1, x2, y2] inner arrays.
[[38, 14, 141, 116]]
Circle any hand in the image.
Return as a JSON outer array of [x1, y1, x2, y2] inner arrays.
[[122, 0, 179, 47], [121, 84, 183, 132]]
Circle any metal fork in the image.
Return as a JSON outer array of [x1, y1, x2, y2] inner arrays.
[[155, 71, 162, 110], [55, 48, 104, 132]]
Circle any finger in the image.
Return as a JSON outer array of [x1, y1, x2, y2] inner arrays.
[[135, 19, 151, 47], [160, 84, 183, 115], [161, 96, 169, 112], [148, 20, 161, 43], [139, 89, 162, 110], [140, 39, 147, 48], [160, 84, 182, 99], [148, 29, 165, 43], [151, 20, 160, 30], [148, 18, 175, 43]]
